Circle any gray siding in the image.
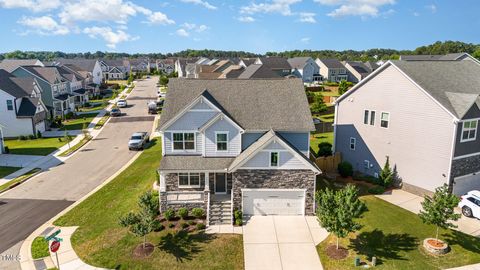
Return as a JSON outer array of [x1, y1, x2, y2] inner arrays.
[[204, 117, 241, 157], [335, 64, 455, 192], [167, 111, 216, 130], [13, 68, 54, 108], [240, 141, 309, 170], [454, 104, 480, 157], [242, 132, 265, 150], [279, 132, 309, 155]]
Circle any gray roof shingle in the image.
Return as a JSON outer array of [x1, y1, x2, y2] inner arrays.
[[287, 57, 311, 70], [17, 97, 40, 117], [159, 156, 234, 171], [0, 59, 43, 73], [318, 59, 346, 69], [0, 70, 35, 98]]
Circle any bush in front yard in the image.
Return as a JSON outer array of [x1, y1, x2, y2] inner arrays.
[[152, 220, 164, 232], [180, 222, 189, 229], [163, 209, 175, 221], [317, 142, 332, 157], [368, 186, 385, 195], [191, 208, 204, 219], [178, 208, 188, 220], [234, 210, 243, 226], [196, 223, 206, 230], [338, 161, 353, 178]]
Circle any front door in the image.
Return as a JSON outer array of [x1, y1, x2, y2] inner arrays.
[[215, 173, 227, 194]]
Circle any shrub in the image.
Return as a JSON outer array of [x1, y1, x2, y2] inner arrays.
[[28, 134, 35, 140], [354, 173, 382, 186], [196, 223, 206, 230], [368, 186, 386, 195], [4, 146, 9, 154], [234, 210, 243, 226], [338, 161, 353, 178], [317, 142, 332, 157], [152, 220, 164, 232], [180, 222, 189, 229], [380, 156, 394, 188], [163, 209, 175, 221], [18, 135, 27, 140], [178, 208, 188, 220], [191, 208, 204, 219], [168, 222, 175, 228], [36, 130, 42, 138], [65, 112, 75, 119], [187, 220, 196, 226]]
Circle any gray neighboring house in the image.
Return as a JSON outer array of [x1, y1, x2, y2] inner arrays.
[[0, 59, 44, 73], [52, 59, 103, 85], [99, 59, 130, 80], [157, 78, 321, 225], [315, 58, 348, 82], [288, 57, 321, 83], [343, 61, 373, 83], [334, 60, 480, 196]]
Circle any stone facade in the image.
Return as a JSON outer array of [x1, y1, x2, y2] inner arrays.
[[451, 155, 480, 178], [165, 173, 205, 192], [232, 169, 316, 215]]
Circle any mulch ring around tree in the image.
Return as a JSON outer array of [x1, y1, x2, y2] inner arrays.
[[133, 243, 155, 258], [326, 244, 349, 260]]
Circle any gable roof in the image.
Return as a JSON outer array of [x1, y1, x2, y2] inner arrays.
[[364, 61, 380, 71], [0, 59, 43, 73], [257, 57, 291, 69], [56, 65, 85, 82], [53, 59, 98, 71], [400, 53, 472, 61], [159, 78, 314, 131], [317, 59, 345, 69], [287, 57, 312, 70], [0, 69, 35, 98], [17, 97, 40, 117], [238, 64, 282, 79], [19, 66, 63, 84], [345, 61, 371, 76]]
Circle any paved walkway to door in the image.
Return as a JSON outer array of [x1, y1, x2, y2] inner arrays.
[[243, 216, 328, 270]]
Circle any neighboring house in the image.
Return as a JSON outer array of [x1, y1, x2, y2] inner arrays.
[[13, 66, 72, 118], [238, 64, 281, 79], [399, 53, 479, 62], [0, 59, 44, 73], [156, 59, 175, 75], [315, 58, 348, 82], [238, 58, 256, 68], [100, 59, 130, 80], [254, 57, 292, 77], [157, 78, 321, 224], [130, 58, 150, 73], [0, 70, 47, 137], [218, 65, 244, 79], [288, 57, 321, 83], [196, 57, 211, 65], [56, 65, 89, 107], [364, 61, 380, 72], [175, 58, 198, 77], [185, 63, 201, 78], [334, 60, 480, 196], [343, 61, 372, 83], [212, 60, 233, 73], [53, 59, 103, 85]]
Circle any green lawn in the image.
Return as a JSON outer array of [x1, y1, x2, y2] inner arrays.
[[310, 132, 334, 153], [54, 139, 244, 270], [78, 103, 107, 112], [63, 113, 98, 130], [0, 166, 20, 178], [31, 237, 50, 259], [5, 138, 68, 156], [317, 196, 480, 270]]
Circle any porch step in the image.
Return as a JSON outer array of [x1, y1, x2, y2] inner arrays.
[[209, 200, 232, 225]]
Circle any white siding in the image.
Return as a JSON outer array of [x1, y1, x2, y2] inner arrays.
[[0, 91, 34, 137], [335, 64, 455, 192], [204, 117, 241, 157], [163, 131, 203, 155]]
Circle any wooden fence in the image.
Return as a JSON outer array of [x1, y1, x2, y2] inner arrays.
[[311, 152, 341, 173]]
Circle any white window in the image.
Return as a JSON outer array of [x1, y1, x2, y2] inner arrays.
[[364, 110, 369, 124], [178, 173, 201, 187], [370, 111, 376, 126], [216, 132, 228, 151], [364, 110, 375, 126], [350, 137, 356, 150], [364, 160, 370, 169], [270, 152, 279, 167], [461, 120, 478, 142], [172, 132, 195, 150], [381, 112, 390, 128], [6, 100, 13, 111]]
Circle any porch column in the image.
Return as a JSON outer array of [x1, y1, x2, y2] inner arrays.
[[159, 171, 167, 213], [204, 173, 210, 192]]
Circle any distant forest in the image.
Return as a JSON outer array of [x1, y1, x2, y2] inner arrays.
[[1, 41, 479, 62]]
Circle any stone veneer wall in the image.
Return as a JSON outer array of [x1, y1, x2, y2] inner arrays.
[[165, 173, 205, 191], [232, 169, 316, 215], [451, 155, 480, 178]]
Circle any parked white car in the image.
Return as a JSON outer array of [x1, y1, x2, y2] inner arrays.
[[117, 99, 128, 108], [459, 190, 480, 219]]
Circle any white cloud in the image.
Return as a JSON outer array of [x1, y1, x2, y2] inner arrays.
[[413, 11, 420, 17], [196, 24, 208, 32], [83, 26, 137, 48], [146, 11, 175, 25], [300, 37, 310, 43], [180, 0, 217, 10], [176, 28, 190, 37], [238, 16, 256, 22], [180, 23, 208, 32], [425, 4, 436, 13], [0, 0, 61, 12], [314, 0, 395, 18], [299, 12, 316, 23], [240, 0, 301, 16], [18, 15, 69, 35]]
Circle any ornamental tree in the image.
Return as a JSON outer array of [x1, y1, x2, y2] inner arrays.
[[338, 80, 349, 95], [316, 184, 367, 249], [418, 184, 461, 244], [379, 156, 393, 188]]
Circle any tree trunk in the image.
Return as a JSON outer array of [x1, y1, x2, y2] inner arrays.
[[336, 236, 339, 250], [143, 235, 146, 249], [435, 226, 439, 245]]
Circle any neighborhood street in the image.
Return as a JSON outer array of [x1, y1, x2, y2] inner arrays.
[[0, 78, 157, 258]]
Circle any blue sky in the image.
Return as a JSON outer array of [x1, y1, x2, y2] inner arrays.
[[0, 0, 479, 54]]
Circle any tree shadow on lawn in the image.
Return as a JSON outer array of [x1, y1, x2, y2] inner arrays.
[[157, 230, 215, 262], [349, 229, 417, 265], [442, 230, 480, 254]]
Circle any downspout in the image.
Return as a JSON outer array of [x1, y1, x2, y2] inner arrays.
[[447, 119, 459, 192], [332, 102, 339, 153]]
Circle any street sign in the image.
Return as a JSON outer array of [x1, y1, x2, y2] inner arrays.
[[45, 229, 61, 241], [50, 241, 60, 253]]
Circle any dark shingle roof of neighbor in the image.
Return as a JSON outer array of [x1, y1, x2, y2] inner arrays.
[[17, 97, 40, 117], [238, 64, 282, 79], [346, 61, 371, 75], [287, 57, 311, 70], [400, 53, 468, 61], [318, 59, 346, 69], [20, 66, 62, 84], [159, 78, 314, 131], [0, 59, 42, 73], [240, 58, 256, 67], [54, 59, 97, 71], [364, 61, 380, 71], [159, 156, 235, 171], [0, 69, 35, 98], [392, 60, 480, 119], [56, 65, 85, 81], [258, 57, 291, 69]]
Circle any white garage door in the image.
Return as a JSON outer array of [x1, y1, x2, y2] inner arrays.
[[35, 121, 46, 133], [453, 173, 480, 196], [242, 189, 305, 216]]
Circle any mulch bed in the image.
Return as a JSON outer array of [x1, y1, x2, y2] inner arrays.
[[427, 239, 445, 248], [133, 243, 154, 258], [325, 244, 349, 260]]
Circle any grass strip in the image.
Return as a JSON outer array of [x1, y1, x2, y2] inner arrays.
[[58, 136, 92, 157], [31, 237, 50, 259], [0, 168, 41, 193]]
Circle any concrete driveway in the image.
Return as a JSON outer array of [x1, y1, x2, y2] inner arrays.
[[243, 216, 327, 270]]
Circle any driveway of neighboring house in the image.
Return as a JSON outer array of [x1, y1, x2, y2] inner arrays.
[[376, 189, 480, 237], [243, 216, 328, 270]]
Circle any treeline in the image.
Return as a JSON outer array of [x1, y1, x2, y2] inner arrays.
[[1, 41, 479, 61]]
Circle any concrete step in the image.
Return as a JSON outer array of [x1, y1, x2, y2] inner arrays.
[[210, 212, 232, 218], [210, 217, 232, 224], [210, 206, 231, 211], [211, 200, 232, 204]]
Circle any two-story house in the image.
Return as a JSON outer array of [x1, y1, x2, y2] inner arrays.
[[343, 61, 373, 83], [334, 60, 480, 196], [316, 58, 348, 82], [156, 59, 175, 75], [157, 78, 321, 225], [0, 69, 47, 137], [288, 57, 321, 83], [100, 59, 130, 80], [53, 59, 103, 85], [13, 66, 72, 119], [56, 65, 89, 107], [130, 58, 150, 74]]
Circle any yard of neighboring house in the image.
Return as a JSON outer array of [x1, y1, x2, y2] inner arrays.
[[310, 132, 334, 153], [78, 103, 108, 112], [0, 166, 21, 178], [63, 113, 99, 130], [54, 139, 244, 270], [316, 179, 480, 270], [4, 138, 68, 156]]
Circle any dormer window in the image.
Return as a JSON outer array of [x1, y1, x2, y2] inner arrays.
[[461, 120, 478, 142], [216, 132, 228, 151]]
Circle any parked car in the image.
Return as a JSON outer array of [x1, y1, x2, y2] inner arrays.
[[117, 99, 127, 108], [147, 101, 157, 114], [128, 132, 150, 150], [459, 190, 480, 218], [110, 108, 122, 117]]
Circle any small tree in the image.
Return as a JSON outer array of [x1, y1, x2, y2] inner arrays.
[[316, 185, 366, 249], [317, 142, 332, 157], [379, 156, 393, 187], [159, 76, 169, 86], [338, 80, 349, 95], [119, 191, 159, 249], [418, 184, 461, 245], [311, 94, 328, 113]]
